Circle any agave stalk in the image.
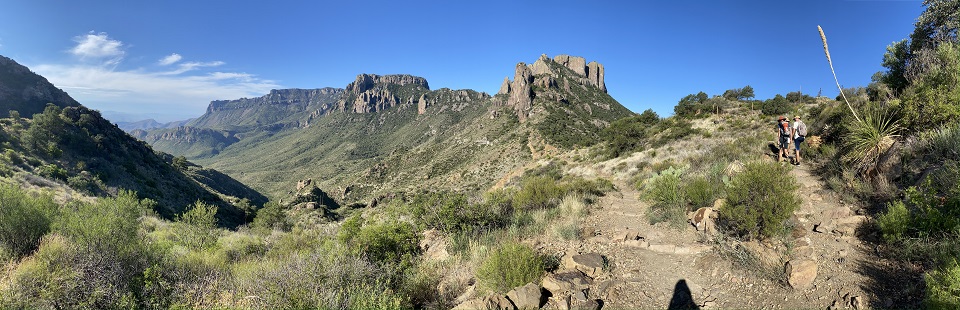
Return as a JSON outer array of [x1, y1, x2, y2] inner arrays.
[[818, 25, 863, 124]]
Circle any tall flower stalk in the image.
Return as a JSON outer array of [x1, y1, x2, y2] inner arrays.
[[818, 25, 863, 124]]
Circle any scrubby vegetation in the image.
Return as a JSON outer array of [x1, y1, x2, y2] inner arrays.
[[0, 159, 612, 309]]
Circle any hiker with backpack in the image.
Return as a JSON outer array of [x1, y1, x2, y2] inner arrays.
[[777, 116, 791, 163], [792, 115, 807, 165]]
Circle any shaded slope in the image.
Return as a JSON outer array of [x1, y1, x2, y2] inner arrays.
[[0, 56, 79, 118], [0, 55, 265, 227]]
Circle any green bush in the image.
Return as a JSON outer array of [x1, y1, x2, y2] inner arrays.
[[37, 164, 67, 181], [252, 201, 291, 232], [513, 176, 565, 210], [9, 191, 158, 309], [641, 166, 687, 227], [685, 175, 722, 210], [925, 259, 960, 310], [176, 201, 219, 249], [0, 184, 56, 259], [476, 243, 544, 293], [340, 220, 419, 266], [878, 200, 911, 242], [721, 161, 801, 240]]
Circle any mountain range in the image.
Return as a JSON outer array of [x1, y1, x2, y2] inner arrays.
[[134, 54, 633, 204]]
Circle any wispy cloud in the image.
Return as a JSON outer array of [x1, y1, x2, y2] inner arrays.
[[32, 32, 280, 119], [158, 53, 182, 66], [71, 32, 125, 65]]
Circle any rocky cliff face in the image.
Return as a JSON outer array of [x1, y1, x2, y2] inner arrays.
[[336, 74, 430, 113], [193, 87, 343, 130], [497, 54, 611, 121]]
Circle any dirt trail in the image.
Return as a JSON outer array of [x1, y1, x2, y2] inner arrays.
[[552, 162, 886, 309]]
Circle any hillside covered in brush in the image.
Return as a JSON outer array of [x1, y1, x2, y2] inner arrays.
[[140, 54, 633, 204], [0, 56, 266, 227]]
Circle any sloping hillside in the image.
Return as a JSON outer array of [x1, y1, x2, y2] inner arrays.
[[146, 54, 633, 204], [0, 55, 266, 227]]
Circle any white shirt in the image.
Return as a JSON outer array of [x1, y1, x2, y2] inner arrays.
[[792, 121, 802, 139]]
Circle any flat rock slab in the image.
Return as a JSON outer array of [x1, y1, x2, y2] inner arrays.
[[565, 253, 605, 277]]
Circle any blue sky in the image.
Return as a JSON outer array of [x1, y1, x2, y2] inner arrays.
[[0, 0, 925, 122]]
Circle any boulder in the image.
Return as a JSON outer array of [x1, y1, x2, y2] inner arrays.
[[563, 253, 605, 277], [543, 294, 571, 310], [785, 259, 818, 289], [689, 207, 716, 233], [419, 229, 450, 261], [542, 271, 591, 295], [619, 229, 641, 241], [506, 283, 542, 310], [453, 294, 516, 310]]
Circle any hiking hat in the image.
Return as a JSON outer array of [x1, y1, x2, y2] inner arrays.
[[778, 116, 786, 121], [794, 115, 801, 120]]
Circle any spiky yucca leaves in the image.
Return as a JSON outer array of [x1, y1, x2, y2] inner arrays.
[[843, 106, 901, 177]]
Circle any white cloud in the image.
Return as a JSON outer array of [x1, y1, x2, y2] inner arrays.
[[161, 60, 225, 75], [71, 32, 125, 64], [158, 53, 182, 66], [32, 32, 281, 119]]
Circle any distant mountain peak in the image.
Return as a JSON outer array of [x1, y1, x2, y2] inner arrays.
[[496, 54, 611, 121]]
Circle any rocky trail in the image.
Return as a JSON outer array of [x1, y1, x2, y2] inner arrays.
[[525, 162, 890, 309]]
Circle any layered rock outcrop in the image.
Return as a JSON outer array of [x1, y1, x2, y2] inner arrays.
[[337, 74, 430, 113]]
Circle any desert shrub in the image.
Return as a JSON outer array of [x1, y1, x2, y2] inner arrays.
[[513, 176, 565, 210], [684, 174, 723, 210], [563, 177, 615, 199], [36, 163, 67, 181], [237, 243, 406, 309], [176, 201, 219, 249], [600, 109, 660, 158], [0, 184, 56, 259], [3, 149, 22, 165], [925, 259, 960, 310], [886, 178, 960, 239], [252, 201, 291, 232], [8, 192, 158, 309], [476, 242, 545, 293], [878, 200, 911, 242], [338, 219, 419, 267], [406, 191, 511, 234], [641, 166, 688, 227], [721, 161, 801, 240]]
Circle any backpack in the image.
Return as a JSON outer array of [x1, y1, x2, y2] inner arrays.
[[797, 121, 807, 136], [779, 122, 790, 137]]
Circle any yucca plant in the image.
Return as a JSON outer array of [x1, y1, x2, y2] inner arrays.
[[843, 106, 901, 177]]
